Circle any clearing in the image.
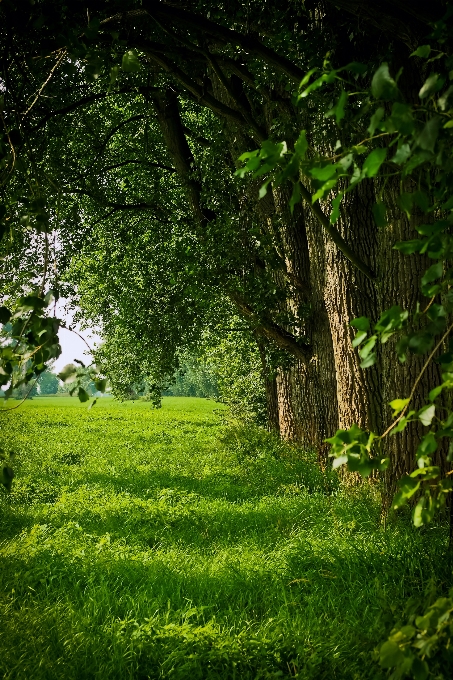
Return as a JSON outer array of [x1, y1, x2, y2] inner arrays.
[[0, 397, 448, 679]]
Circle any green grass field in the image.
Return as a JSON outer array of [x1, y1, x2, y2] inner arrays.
[[0, 397, 449, 679]]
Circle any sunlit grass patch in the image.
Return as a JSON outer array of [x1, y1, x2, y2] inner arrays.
[[0, 397, 449, 679]]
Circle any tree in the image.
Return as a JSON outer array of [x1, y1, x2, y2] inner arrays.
[[0, 0, 451, 479], [38, 370, 59, 395]]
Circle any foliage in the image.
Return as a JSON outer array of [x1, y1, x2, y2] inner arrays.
[[0, 292, 61, 399], [0, 397, 449, 679], [163, 357, 219, 399], [378, 584, 453, 679], [237, 11, 453, 516], [202, 325, 268, 425], [235, 8, 453, 675], [38, 369, 59, 395]]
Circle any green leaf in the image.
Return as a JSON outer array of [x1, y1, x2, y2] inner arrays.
[[391, 143, 412, 165], [362, 148, 387, 178], [394, 239, 424, 255], [57, 364, 78, 383], [371, 63, 399, 100], [411, 45, 431, 58], [325, 89, 348, 125], [359, 335, 377, 360], [367, 107, 384, 135], [392, 416, 410, 434], [360, 352, 376, 369], [312, 179, 337, 202], [416, 116, 441, 153], [94, 378, 107, 393], [330, 192, 343, 224], [389, 398, 410, 416], [122, 50, 141, 72], [78, 387, 90, 403], [294, 130, 308, 158], [259, 179, 271, 198], [421, 261, 442, 288], [379, 640, 404, 668], [310, 164, 337, 181], [289, 182, 302, 213], [418, 404, 435, 426], [0, 306, 11, 324], [419, 73, 439, 99], [352, 330, 368, 348], [342, 62, 368, 75], [299, 71, 338, 98], [429, 385, 443, 401], [389, 102, 414, 135], [350, 317, 370, 331], [332, 454, 348, 469], [413, 498, 427, 527], [411, 657, 429, 680], [372, 202, 387, 227], [375, 306, 408, 333], [299, 68, 318, 88]]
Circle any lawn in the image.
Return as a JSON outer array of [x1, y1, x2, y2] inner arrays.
[[0, 397, 449, 679]]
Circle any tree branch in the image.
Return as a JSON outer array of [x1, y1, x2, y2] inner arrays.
[[229, 291, 311, 361], [138, 46, 247, 126], [101, 159, 175, 173], [150, 89, 215, 227], [298, 181, 377, 280], [30, 88, 156, 133], [135, 2, 306, 84], [65, 188, 161, 212]]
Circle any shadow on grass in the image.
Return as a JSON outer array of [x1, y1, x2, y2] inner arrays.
[[74, 453, 337, 501]]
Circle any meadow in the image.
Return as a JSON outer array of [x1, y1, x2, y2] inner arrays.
[[0, 396, 449, 679]]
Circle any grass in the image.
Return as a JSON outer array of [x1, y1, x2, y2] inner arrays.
[[0, 396, 450, 679]]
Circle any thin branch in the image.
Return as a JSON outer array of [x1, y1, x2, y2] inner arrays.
[[64, 188, 160, 211], [182, 126, 211, 148], [298, 181, 377, 280], [60, 323, 93, 354], [101, 159, 175, 173], [39, 232, 49, 297], [30, 88, 155, 133], [0, 377, 40, 412], [380, 320, 453, 439], [0, 110, 17, 183], [22, 50, 67, 118], [204, 49, 266, 142], [104, 3, 306, 83], [142, 48, 247, 126], [229, 291, 311, 361]]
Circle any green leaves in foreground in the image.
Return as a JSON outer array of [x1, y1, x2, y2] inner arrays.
[[0, 292, 61, 399], [57, 362, 107, 406], [326, 424, 388, 477], [378, 589, 453, 679]]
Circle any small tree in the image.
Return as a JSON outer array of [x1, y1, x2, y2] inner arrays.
[[38, 370, 59, 395]]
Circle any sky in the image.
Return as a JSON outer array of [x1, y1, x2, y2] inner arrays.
[[52, 302, 101, 374]]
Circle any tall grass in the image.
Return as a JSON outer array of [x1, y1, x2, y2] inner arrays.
[[0, 397, 449, 678]]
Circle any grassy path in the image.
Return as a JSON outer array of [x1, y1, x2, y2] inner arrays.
[[0, 397, 448, 679]]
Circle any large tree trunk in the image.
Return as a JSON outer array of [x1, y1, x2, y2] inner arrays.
[[378, 180, 448, 493], [323, 181, 383, 434], [271, 187, 339, 458]]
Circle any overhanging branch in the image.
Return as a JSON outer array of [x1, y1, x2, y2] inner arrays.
[[298, 182, 377, 280], [229, 291, 311, 361]]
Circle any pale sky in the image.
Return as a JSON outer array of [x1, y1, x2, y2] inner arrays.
[[52, 302, 102, 374]]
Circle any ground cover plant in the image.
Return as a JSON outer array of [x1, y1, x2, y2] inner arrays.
[[0, 397, 450, 679]]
